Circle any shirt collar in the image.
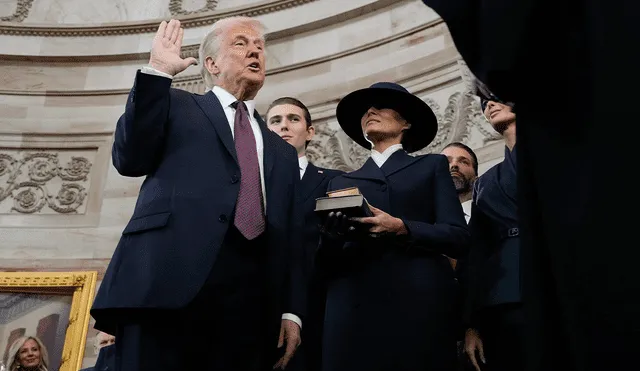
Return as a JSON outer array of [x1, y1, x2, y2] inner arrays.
[[298, 155, 309, 172], [371, 144, 404, 167], [212, 86, 257, 117]]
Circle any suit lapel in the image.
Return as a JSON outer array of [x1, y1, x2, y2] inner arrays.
[[344, 157, 387, 183], [299, 163, 327, 202], [257, 113, 276, 195], [192, 92, 238, 165], [380, 150, 422, 177]]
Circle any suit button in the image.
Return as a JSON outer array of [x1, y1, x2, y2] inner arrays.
[[230, 174, 239, 184], [381, 184, 388, 191], [218, 214, 228, 223]]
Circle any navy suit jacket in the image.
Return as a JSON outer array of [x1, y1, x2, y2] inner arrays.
[[91, 71, 304, 335], [297, 163, 344, 277], [460, 146, 520, 325], [316, 151, 469, 371]]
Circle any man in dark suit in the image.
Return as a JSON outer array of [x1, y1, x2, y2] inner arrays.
[[266, 97, 343, 371], [91, 17, 303, 371], [422, 2, 640, 370], [266, 97, 344, 371]]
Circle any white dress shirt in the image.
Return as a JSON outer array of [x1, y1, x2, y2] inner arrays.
[[461, 199, 472, 224], [140, 67, 301, 329], [298, 155, 309, 179], [371, 144, 404, 167]]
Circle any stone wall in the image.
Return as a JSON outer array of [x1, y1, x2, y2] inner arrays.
[[0, 0, 506, 367]]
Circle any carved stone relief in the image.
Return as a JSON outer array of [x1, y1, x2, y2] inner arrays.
[[0, 0, 34, 22], [169, 0, 219, 16], [0, 150, 93, 214]]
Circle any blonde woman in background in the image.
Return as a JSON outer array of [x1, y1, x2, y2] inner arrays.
[[7, 336, 49, 371]]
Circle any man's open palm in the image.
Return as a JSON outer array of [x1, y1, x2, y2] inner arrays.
[[149, 19, 198, 76]]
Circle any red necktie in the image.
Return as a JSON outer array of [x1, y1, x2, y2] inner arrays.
[[231, 101, 266, 240]]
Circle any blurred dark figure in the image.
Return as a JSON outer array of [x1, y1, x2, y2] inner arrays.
[[422, 1, 640, 370], [81, 344, 115, 371]]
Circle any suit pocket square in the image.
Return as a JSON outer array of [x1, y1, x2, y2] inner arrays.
[[122, 212, 171, 235]]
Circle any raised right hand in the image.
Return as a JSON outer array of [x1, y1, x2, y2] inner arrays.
[[148, 19, 198, 76]]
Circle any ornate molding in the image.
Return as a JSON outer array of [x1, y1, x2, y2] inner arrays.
[[169, 0, 219, 16], [0, 20, 443, 97], [0, 272, 92, 288], [0, 0, 317, 37], [0, 152, 91, 214], [0, 0, 34, 23]]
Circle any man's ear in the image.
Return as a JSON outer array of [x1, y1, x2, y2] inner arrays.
[[306, 125, 316, 142], [205, 56, 219, 76]]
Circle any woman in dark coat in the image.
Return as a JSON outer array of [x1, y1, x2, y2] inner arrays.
[[316, 82, 470, 371]]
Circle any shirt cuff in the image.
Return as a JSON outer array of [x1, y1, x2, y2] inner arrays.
[[140, 66, 174, 80], [281, 313, 302, 329]]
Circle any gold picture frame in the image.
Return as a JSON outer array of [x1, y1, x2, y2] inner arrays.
[[0, 271, 97, 371]]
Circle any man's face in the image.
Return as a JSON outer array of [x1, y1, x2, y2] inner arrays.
[[267, 104, 314, 155], [441, 146, 477, 194], [207, 23, 266, 94], [95, 332, 116, 354]]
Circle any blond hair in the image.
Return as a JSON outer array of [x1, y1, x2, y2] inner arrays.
[[7, 336, 49, 371], [198, 16, 266, 89]]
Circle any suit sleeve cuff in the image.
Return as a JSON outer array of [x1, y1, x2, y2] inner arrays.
[[282, 313, 302, 329], [141, 66, 174, 80]]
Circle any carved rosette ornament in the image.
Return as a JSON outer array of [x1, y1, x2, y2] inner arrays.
[[0, 152, 91, 214]]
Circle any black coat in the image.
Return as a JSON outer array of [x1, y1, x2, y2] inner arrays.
[[316, 151, 469, 371]]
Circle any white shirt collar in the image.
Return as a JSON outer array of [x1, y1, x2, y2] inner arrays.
[[461, 199, 472, 224], [212, 86, 257, 118], [298, 156, 309, 179], [371, 144, 404, 168]]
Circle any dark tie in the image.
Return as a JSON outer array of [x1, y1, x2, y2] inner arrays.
[[231, 101, 266, 240]]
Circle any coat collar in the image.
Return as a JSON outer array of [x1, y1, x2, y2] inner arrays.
[[298, 162, 327, 202], [344, 150, 422, 182]]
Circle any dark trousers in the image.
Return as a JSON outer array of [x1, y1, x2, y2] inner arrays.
[[474, 303, 525, 371], [114, 227, 270, 371]]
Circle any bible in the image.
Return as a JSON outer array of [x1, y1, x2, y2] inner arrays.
[[315, 187, 373, 219]]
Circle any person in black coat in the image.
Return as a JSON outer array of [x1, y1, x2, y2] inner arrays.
[[266, 97, 344, 371], [458, 90, 522, 371], [317, 82, 470, 371], [421, 2, 640, 370]]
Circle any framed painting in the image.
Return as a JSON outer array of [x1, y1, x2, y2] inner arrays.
[[0, 272, 97, 371]]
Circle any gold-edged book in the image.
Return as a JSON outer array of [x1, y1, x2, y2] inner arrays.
[[315, 187, 373, 219]]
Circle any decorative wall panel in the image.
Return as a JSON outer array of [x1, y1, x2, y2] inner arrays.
[[0, 133, 113, 228]]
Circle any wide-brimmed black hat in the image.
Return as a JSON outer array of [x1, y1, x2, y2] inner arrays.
[[336, 82, 438, 153]]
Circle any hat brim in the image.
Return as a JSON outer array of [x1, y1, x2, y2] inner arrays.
[[336, 87, 438, 153]]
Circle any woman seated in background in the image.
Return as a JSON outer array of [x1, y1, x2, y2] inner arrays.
[[316, 82, 470, 371], [7, 336, 49, 371]]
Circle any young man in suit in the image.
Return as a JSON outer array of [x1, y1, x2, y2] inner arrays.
[[91, 17, 303, 371], [266, 97, 344, 371]]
